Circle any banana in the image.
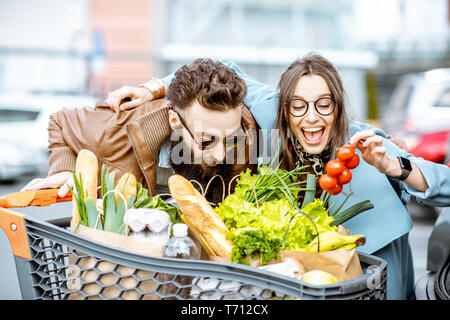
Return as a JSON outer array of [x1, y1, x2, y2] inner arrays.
[[303, 231, 365, 252], [336, 243, 357, 250]]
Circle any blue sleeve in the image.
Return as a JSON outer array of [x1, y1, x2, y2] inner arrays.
[[161, 73, 174, 87], [223, 61, 279, 130], [399, 151, 450, 207], [350, 120, 450, 207], [371, 126, 450, 206], [161, 61, 279, 130]]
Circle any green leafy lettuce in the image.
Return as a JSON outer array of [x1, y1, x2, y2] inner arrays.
[[215, 162, 337, 265], [230, 227, 285, 265], [215, 195, 337, 257]]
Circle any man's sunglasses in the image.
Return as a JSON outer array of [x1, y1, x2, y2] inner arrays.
[[173, 109, 246, 151]]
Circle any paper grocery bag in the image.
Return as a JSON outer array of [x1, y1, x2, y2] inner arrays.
[[209, 248, 362, 283], [279, 249, 362, 282], [209, 224, 363, 282], [66, 222, 164, 300]]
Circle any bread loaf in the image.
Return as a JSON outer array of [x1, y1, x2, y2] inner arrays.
[[114, 173, 137, 205], [168, 174, 234, 257], [72, 149, 98, 224]]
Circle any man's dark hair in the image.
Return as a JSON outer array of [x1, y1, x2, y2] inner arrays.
[[167, 58, 247, 111]]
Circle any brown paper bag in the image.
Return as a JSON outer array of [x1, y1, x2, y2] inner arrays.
[[208, 225, 363, 283], [66, 222, 164, 300], [209, 248, 362, 282]]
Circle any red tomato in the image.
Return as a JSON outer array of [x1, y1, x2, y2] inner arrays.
[[345, 154, 360, 169], [319, 174, 338, 190], [327, 184, 343, 195], [338, 168, 352, 185], [337, 145, 355, 161], [325, 159, 345, 177]]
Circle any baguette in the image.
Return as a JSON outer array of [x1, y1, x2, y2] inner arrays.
[[72, 149, 98, 224], [168, 174, 234, 257]]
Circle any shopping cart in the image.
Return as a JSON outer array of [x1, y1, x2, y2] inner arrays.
[[0, 190, 387, 300]]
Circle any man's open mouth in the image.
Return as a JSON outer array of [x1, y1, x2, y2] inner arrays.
[[301, 127, 325, 145]]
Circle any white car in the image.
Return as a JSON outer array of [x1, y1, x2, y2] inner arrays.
[[0, 93, 98, 181]]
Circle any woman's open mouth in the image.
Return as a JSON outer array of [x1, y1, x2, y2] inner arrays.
[[301, 127, 325, 145]]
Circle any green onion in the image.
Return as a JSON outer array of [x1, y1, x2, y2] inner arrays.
[[330, 200, 374, 226], [301, 174, 316, 209]]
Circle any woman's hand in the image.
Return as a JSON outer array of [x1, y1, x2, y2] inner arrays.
[[21, 171, 74, 197], [105, 85, 153, 113], [349, 129, 429, 192], [349, 130, 402, 177]]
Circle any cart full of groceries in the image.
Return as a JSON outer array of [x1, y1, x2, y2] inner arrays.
[[0, 148, 387, 300]]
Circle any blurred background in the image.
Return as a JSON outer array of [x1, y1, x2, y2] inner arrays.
[[0, 0, 449, 299]]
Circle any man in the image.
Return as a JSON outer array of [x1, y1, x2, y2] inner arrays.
[[23, 59, 258, 204]]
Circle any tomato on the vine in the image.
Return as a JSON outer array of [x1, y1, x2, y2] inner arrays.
[[337, 145, 355, 161], [338, 168, 352, 185], [325, 159, 345, 177], [327, 184, 343, 195], [344, 153, 360, 169], [319, 174, 338, 190]]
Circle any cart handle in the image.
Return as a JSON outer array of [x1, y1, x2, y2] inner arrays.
[[0, 189, 72, 260], [0, 189, 72, 208]]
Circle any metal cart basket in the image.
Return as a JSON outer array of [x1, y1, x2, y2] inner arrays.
[[0, 205, 387, 300]]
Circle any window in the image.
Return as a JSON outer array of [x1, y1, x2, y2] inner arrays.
[[0, 108, 40, 122], [433, 88, 450, 108]]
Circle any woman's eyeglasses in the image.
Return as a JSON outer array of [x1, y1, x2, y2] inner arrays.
[[286, 97, 336, 117], [173, 110, 246, 151]]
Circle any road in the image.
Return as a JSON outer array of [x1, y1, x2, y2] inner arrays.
[[0, 175, 440, 299]]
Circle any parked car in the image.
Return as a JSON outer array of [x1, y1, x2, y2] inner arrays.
[[0, 93, 98, 181], [381, 68, 450, 164]]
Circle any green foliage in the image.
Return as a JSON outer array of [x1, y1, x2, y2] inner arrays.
[[230, 228, 285, 265], [134, 182, 181, 225]]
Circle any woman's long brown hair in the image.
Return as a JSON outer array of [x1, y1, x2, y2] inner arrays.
[[274, 53, 349, 171]]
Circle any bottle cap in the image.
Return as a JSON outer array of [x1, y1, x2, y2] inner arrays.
[[172, 223, 188, 237]]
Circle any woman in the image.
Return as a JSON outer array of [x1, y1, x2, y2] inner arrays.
[[106, 54, 450, 299]]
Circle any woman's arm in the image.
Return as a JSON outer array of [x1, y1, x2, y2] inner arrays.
[[222, 61, 278, 130], [105, 61, 280, 130], [349, 129, 450, 206]]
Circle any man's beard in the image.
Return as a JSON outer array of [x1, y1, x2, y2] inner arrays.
[[169, 140, 232, 205]]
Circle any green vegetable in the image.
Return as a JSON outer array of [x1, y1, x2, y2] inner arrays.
[[213, 148, 374, 264], [72, 164, 181, 235], [330, 200, 374, 227], [216, 196, 336, 252], [71, 171, 88, 227], [230, 227, 285, 265], [103, 169, 117, 232], [85, 198, 101, 229], [134, 182, 181, 225], [301, 174, 316, 209], [72, 165, 135, 235], [233, 165, 311, 206], [319, 190, 330, 207]]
